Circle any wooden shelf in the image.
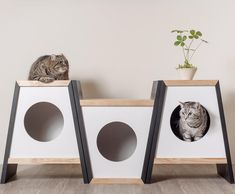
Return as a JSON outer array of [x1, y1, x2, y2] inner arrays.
[[91, 178, 143, 184], [8, 158, 80, 164], [154, 158, 227, 164], [17, 80, 71, 87], [164, 80, 218, 86], [80, 99, 154, 107], [8, 157, 226, 165]]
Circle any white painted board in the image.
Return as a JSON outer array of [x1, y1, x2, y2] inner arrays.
[[10, 87, 79, 158], [156, 86, 226, 158], [82, 107, 153, 178]]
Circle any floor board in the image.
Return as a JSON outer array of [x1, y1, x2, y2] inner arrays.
[[0, 164, 235, 194]]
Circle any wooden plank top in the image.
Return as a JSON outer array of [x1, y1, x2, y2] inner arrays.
[[17, 80, 71, 87], [154, 158, 227, 164], [164, 80, 218, 86], [80, 99, 154, 107], [91, 178, 143, 184], [8, 158, 80, 164]]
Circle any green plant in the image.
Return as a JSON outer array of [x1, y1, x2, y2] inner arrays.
[[171, 29, 208, 69]]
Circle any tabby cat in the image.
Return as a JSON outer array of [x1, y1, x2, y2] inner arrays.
[[29, 54, 69, 83], [179, 101, 208, 142]]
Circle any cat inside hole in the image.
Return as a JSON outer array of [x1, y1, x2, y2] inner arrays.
[[170, 101, 210, 142]]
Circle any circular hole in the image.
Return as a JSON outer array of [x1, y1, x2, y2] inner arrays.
[[170, 101, 210, 142], [97, 121, 137, 162], [24, 102, 64, 142]]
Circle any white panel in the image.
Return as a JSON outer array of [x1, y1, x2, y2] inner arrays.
[[156, 86, 226, 158], [10, 87, 79, 158], [82, 107, 153, 178]]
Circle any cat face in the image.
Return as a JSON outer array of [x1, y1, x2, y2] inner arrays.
[[179, 102, 202, 124], [50, 54, 69, 75]]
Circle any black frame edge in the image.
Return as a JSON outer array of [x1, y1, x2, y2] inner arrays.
[[68, 80, 93, 183], [215, 81, 234, 183], [1, 82, 20, 184], [141, 80, 166, 183]]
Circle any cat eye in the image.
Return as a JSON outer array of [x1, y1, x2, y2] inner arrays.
[[188, 112, 192, 115]]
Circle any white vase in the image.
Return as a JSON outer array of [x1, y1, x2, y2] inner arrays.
[[177, 67, 197, 80]]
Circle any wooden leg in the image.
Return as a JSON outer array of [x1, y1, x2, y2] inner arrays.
[[217, 164, 234, 184], [1, 164, 18, 183]]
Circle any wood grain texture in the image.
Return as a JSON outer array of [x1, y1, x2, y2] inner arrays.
[[17, 80, 70, 87], [164, 80, 218, 86], [80, 99, 154, 107], [8, 158, 226, 165], [154, 158, 227, 164], [8, 158, 80, 164], [0, 164, 235, 194], [91, 178, 143, 184]]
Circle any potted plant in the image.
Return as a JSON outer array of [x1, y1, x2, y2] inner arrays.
[[172, 29, 208, 80]]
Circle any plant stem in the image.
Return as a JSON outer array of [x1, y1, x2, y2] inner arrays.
[[189, 40, 203, 62], [187, 39, 194, 61], [182, 46, 186, 62]]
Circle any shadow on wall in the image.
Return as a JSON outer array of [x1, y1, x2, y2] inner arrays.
[[81, 80, 106, 98], [223, 92, 235, 162]]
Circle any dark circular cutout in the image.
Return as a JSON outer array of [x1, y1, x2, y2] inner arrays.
[[24, 102, 64, 142], [170, 102, 210, 142], [97, 121, 137, 162]]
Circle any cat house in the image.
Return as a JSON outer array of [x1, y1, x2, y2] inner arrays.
[[144, 80, 234, 183], [0, 80, 91, 183]]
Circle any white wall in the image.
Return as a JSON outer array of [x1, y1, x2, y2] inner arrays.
[[0, 0, 235, 163]]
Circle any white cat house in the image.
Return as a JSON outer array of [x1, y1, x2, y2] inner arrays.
[[1, 80, 233, 184], [144, 80, 234, 184], [80, 99, 153, 184], [0, 80, 91, 184]]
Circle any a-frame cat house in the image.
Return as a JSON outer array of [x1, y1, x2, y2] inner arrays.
[[143, 80, 234, 183], [1, 80, 91, 183]]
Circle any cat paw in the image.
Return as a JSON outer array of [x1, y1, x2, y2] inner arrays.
[[39, 77, 55, 83], [194, 136, 202, 141], [183, 138, 192, 142]]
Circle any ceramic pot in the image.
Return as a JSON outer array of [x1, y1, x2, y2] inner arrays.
[[177, 67, 197, 80]]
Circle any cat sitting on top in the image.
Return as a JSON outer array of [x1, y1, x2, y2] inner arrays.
[[178, 101, 208, 142], [28, 54, 69, 83]]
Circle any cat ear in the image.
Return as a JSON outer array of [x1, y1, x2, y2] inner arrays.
[[51, 54, 56, 61], [179, 101, 185, 108], [194, 102, 200, 109]]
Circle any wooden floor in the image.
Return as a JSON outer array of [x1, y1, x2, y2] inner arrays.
[[0, 165, 235, 194]]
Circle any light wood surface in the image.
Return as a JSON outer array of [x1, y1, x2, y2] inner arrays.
[[17, 80, 71, 87], [91, 178, 143, 184], [0, 164, 234, 194], [8, 158, 80, 164], [80, 99, 154, 107], [8, 157, 226, 165], [164, 80, 218, 86], [154, 158, 227, 164]]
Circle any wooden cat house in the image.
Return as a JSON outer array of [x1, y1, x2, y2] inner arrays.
[[1, 80, 91, 184], [1, 80, 233, 184]]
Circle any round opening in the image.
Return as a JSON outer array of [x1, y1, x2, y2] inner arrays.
[[24, 102, 64, 142], [97, 121, 137, 162], [170, 101, 210, 142]]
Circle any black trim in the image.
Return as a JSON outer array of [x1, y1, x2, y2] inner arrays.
[[1, 82, 20, 184], [142, 80, 166, 183], [215, 81, 234, 183], [68, 81, 93, 183]]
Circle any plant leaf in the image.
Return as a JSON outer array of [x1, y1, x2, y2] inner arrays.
[[188, 35, 194, 39], [201, 39, 208, 43], [174, 41, 181, 46], [183, 35, 187, 41], [180, 42, 185, 46], [177, 35, 182, 40], [190, 30, 195, 35], [194, 35, 199, 39], [196, 31, 202, 36]]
